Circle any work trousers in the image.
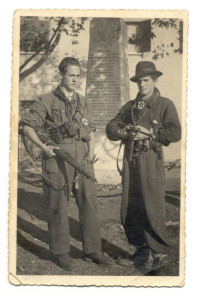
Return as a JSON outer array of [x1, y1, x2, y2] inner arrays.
[[121, 148, 171, 254], [42, 140, 101, 255]]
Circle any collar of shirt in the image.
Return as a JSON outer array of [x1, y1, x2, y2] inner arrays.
[[59, 86, 73, 100]]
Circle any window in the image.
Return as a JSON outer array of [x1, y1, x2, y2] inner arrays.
[[126, 20, 151, 54]]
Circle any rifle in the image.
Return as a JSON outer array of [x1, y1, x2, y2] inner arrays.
[[20, 129, 97, 183]]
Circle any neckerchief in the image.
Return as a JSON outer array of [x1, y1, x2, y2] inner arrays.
[[54, 85, 79, 123]]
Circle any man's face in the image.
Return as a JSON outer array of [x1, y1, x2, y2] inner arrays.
[[137, 75, 156, 96], [60, 65, 81, 92]]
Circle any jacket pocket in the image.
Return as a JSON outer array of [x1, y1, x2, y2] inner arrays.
[[43, 157, 58, 174], [52, 108, 64, 126]]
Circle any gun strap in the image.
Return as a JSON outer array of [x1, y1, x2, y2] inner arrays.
[[21, 134, 68, 191], [117, 141, 123, 176]]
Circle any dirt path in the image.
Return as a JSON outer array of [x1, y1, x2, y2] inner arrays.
[[16, 168, 180, 276]]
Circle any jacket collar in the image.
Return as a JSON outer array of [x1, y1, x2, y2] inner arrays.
[[60, 86, 73, 99], [54, 85, 78, 102], [135, 88, 160, 108]]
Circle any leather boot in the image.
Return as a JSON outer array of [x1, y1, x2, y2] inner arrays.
[[56, 253, 73, 271], [117, 246, 150, 267], [84, 251, 114, 267]]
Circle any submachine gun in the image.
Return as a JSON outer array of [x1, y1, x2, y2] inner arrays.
[[124, 123, 156, 139], [118, 122, 160, 161]]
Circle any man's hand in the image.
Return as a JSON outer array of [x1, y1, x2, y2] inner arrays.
[[23, 126, 60, 157], [83, 152, 99, 164], [134, 125, 151, 140], [42, 144, 60, 158], [117, 127, 130, 139]]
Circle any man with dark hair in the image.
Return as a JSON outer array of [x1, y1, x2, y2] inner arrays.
[[59, 57, 81, 74], [21, 57, 112, 271], [106, 61, 181, 268]]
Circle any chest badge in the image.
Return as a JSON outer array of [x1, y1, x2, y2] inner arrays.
[[82, 118, 88, 127], [137, 100, 145, 110]]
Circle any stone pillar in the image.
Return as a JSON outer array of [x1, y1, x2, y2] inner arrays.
[[86, 18, 130, 184]]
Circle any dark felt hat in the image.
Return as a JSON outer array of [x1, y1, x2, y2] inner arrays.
[[130, 61, 163, 82]]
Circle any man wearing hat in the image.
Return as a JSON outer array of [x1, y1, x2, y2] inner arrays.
[[21, 57, 113, 271], [106, 61, 181, 268]]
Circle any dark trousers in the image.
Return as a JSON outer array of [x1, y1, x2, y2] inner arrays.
[[42, 141, 101, 255], [121, 149, 171, 254]]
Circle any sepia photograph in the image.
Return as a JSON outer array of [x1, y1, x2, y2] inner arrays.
[[9, 9, 187, 286]]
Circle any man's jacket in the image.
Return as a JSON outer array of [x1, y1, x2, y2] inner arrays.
[[21, 85, 95, 142], [106, 88, 181, 146]]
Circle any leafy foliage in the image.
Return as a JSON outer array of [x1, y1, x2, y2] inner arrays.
[[20, 17, 88, 82], [151, 19, 183, 60]]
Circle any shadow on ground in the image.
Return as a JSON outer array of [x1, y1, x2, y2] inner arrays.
[[17, 180, 180, 276]]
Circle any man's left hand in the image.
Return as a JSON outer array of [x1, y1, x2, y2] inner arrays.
[[84, 152, 99, 164], [134, 125, 151, 140]]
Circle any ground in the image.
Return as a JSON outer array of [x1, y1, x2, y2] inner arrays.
[[17, 163, 180, 277]]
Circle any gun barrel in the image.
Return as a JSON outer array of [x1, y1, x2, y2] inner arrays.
[[54, 148, 97, 183]]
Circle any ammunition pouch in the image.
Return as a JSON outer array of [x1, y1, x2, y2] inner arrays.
[[126, 139, 162, 160], [149, 140, 162, 159], [48, 121, 80, 143], [48, 126, 64, 144], [67, 120, 80, 137], [133, 139, 149, 154], [48, 117, 92, 144]]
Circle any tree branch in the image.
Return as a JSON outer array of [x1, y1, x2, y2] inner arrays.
[[19, 17, 87, 81], [19, 18, 65, 82], [20, 17, 66, 73]]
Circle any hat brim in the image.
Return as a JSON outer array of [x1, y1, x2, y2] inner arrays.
[[130, 71, 163, 82]]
